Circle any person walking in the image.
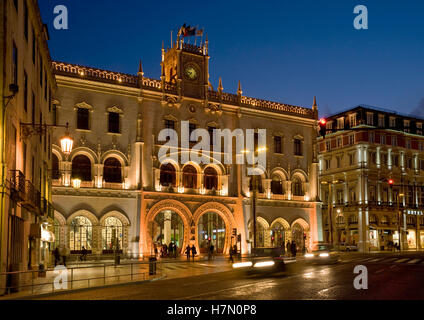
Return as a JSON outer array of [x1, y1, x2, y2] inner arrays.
[[286, 241, 291, 257], [191, 245, 197, 262], [185, 245, 191, 260], [229, 246, 234, 263], [291, 241, 297, 258], [53, 247, 60, 266], [209, 244, 214, 260], [60, 245, 67, 267]]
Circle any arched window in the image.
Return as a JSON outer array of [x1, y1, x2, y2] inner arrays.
[[380, 215, 389, 225], [204, 167, 218, 190], [102, 216, 123, 253], [348, 214, 358, 225], [249, 176, 264, 193], [72, 155, 92, 181], [52, 153, 60, 180], [369, 214, 378, 224], [103, 158, 122, 183], [292, 177, 304, 196], [159, 163, 176, 186], [271, 174, 284, 195], [69, 216, 92, 252], [183, 165, 197, 189]]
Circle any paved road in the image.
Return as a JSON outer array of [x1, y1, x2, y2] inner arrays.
[[34, 252, 424, 300]]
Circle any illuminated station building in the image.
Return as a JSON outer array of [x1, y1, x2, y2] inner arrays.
[[318, 105, 424, 252], [50, 36, 322, 259]]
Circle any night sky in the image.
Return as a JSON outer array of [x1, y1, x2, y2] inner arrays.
[[38, 0, 424, 118]]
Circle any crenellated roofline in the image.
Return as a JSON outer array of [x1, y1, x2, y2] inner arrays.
[[52, 61, 317, 120]]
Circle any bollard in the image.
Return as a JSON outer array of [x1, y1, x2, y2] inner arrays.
[[149, 256, 157, 275]]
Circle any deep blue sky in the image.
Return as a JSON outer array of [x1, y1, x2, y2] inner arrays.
[[38, 0, 424, 118]]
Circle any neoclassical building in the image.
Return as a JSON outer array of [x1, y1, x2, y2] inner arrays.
[[51, 36, 322, 259], [318, 105, 424, 252]]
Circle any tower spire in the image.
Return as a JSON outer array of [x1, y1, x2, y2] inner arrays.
[[137, 60, 144, 77], [312, 96, 317, 111], [218, 77, 223, 93], [237, 80, 242, 96]]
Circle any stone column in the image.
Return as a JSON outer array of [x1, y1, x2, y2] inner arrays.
[[164, 211, 171, 245]]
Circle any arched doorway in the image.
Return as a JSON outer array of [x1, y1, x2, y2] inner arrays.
[[292, 223, 305, 252], [248, 219, 268, 248], [270, 222, 285, 247], [153, 210, 185, 253], [197, 212, 226, 253], [69, 216, 93, 253], [101, 216, 123, 253]]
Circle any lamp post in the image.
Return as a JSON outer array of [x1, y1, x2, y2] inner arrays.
[[242, 147, 267, 250], [397, 192, 404, 251]]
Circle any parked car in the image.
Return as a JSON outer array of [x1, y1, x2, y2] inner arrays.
[[304, 243, 340, 264], [338, 242, 358, 252], [232, 247, 296, 273]]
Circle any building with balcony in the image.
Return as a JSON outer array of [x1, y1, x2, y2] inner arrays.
[[318, 105, 424, 252], [50, 35, 322, 259], [0, 0, 56, 291]]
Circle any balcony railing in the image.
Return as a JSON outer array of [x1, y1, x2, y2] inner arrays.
[[10, 170, 26, 201]]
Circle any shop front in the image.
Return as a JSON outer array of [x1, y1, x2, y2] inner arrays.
[[407, 230, 417, 249], [369, 228, 378, 251]]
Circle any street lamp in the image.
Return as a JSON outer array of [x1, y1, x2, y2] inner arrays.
[[20, 121, 74, 155], [60, 125, 73, 156], [397, 193, 404, 251], [242, 147, 267, 249]]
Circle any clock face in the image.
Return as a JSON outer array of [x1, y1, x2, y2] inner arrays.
[[185, 66, 198, 80]]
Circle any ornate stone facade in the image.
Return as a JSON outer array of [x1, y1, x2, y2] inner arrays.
[[51, 36, 322, 257]]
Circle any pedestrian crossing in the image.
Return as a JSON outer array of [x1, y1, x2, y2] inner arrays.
[[342, 256, 424, 265]]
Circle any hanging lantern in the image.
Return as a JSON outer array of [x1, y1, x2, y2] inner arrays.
[[60, 123, 73, 155]]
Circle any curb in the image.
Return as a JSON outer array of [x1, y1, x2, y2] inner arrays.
[[0, 275, 167, 300]]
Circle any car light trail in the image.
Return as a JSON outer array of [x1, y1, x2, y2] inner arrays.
[[232, 262, 253, 268], [253, 261, 275, 268]]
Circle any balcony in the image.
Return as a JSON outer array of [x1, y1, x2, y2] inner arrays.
[[21, 180, 41, 213], [10, 170, 26, 202]]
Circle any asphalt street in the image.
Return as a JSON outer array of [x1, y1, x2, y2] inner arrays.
[[32, 251, 424, 300]]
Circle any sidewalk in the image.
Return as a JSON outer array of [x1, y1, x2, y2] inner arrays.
[[0, 258, 233, 300]]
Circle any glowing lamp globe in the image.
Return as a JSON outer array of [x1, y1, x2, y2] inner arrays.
[[60, 134, 73, 155], [72, 178, 81, 190]]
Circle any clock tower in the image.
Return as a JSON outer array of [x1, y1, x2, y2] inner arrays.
[[162, 36, 210, 100]]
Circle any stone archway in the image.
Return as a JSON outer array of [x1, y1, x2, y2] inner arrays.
[[53, 211, 67, 249], [67, 210, 100, 254], [270, 218, 291, 247], [145, 200, 192, 256], [193, 202, 236, 255], [291, 218, 310, 252]]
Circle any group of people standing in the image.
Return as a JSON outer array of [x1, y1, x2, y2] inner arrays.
[[185, 245, 198, 261], [285, 240, 301, 257], [52, 245, 70, 266], [154, 242, 179, 258]]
